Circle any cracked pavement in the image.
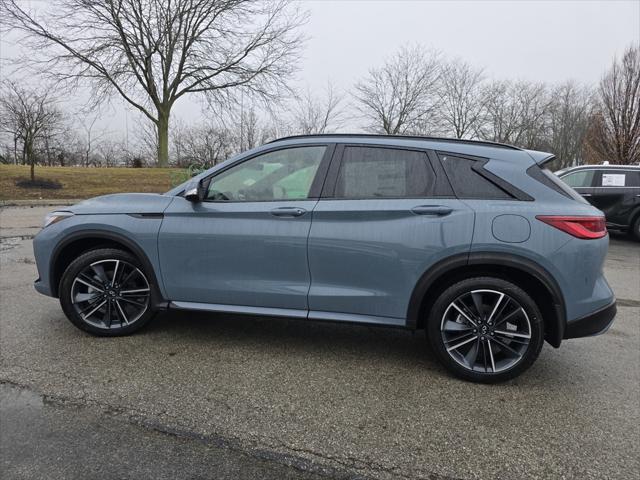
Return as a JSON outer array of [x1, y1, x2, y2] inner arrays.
[[1, 205, 639, 479]]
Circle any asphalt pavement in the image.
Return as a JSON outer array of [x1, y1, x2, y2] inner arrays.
[[1, 205, 639, 480]]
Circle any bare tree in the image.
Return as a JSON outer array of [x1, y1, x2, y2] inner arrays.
[[178, 121, 235, 167], [0, 81, 62, 180], [477, 80, 550, 149], [95, 139, 124, 167], [587, 44, 640, 165], [545, 81, 594, 168], [292, 82, 345, 134], [437, 60, 485, 138], [0, 0, 306, 167], [236, 105, 272, 151], [354, 45, 442, 135], [79, 114, 109, 167]]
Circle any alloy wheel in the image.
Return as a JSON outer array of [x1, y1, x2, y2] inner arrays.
[[70, 259, 150, 329], [440, 289, 532, 373]]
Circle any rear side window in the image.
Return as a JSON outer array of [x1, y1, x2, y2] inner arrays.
[[627, 171, 640, 187], [334, 147, 434, 198], [561, 170, 596, 188], [438, 154, 512, 199]]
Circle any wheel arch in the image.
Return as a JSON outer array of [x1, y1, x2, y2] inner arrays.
[[407, 252, 566, 347], [50, 230, 166, 306]]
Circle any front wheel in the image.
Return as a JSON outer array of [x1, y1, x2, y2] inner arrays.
[[59, 248, 157, 336], [426, 277, 544, 383]]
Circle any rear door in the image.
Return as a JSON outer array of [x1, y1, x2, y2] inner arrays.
[[590, 169, 640, 227], [306, 145, 474, 325]]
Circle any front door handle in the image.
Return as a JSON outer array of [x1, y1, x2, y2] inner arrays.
[[270, 207, 307, 217], [411, 205, 453, 216], [581, 193, 593, 197]]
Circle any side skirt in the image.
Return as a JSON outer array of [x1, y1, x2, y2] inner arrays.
[[169, 301, 406, 327]]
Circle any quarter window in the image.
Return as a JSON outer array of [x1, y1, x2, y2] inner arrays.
[[334, 147, 434, 198], [439, 154, 512, 199], [561, 170, 596, 188], [206, 146, 326, 201]]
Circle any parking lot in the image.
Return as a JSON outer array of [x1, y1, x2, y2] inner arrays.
[[1, 205, 639, 479]]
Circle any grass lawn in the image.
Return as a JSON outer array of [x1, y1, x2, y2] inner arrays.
[[0, 165, 186, 201]]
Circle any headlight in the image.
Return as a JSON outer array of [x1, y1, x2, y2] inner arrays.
[[43, 211, 74, 228]]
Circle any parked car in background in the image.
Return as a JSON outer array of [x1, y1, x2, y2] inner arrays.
[[558, 165, 640, 241], [33, 135, 617, 383]]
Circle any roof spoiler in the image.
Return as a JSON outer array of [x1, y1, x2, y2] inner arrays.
[[526, 150, 556, 166]]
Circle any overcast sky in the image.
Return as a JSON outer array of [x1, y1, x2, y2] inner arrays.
[[1, 0, 639, 136]]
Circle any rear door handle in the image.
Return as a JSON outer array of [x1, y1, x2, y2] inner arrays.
[[581, 193, 593, 197], [411, 205, 453, 216], [270, 207, 307, 217]]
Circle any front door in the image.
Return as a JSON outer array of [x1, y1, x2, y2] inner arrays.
[[158, 145, 331, 312], [560, 168, 598, 204]]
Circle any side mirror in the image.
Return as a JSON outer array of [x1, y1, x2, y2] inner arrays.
[[184, 179, 205, 202]]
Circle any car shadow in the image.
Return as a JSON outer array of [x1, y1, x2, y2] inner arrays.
[[143, 308, 445, 373], [609, 231, 637, 245]]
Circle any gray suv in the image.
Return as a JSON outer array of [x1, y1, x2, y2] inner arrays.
[[33, 135, 617, 382]]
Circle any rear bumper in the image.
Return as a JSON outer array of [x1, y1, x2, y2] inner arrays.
[[564, 299, 617, 339]]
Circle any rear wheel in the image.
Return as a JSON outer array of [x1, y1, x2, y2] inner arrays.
[[426, 277, 544, 383], [631, 215, 640, 242], [59, 248, 157, 336]]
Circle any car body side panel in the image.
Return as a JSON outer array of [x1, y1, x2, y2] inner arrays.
[[307, 198, 474, 320], [33, 213, 167, 298], [466, 197, 614, 323]]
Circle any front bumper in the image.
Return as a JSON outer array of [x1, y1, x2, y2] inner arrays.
[[564, 299, 617, 339]]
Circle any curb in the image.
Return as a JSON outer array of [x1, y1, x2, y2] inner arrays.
[[0, 199, 84, 208]]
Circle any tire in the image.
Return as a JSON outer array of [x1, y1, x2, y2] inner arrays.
[[59, 248, 157, 336], [631, 215, 640, 242], [426, 277, 544, 383]]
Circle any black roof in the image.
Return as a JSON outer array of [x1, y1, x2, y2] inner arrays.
[[268, 133, 522, 151]]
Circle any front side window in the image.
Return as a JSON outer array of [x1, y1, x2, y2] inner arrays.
[[334, 146, 434, 198], [206, 146, 326, 201], [561, 170, 596, 188]]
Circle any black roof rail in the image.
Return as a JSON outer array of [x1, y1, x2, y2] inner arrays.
[[267, 133, 522, 151]]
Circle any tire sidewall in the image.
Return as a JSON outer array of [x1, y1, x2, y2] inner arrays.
[[633, 215, 640, 241], [59, 248, 157, 336], [427, 277, 544, 383]]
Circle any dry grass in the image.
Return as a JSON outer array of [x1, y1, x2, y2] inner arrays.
[[0, 165, 186, 200]]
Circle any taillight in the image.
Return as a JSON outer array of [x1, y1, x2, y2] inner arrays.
[[536, 215, 607, 239]]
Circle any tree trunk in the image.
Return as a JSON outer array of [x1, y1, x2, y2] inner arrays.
[[27, 142, 35, 181], [157, 111, 169, 167]]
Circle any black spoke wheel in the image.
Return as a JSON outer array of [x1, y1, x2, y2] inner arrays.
[[427, 277, 544, 383], [60, 248, 157, 336]]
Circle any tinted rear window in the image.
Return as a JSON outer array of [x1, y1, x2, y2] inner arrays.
[[334, 147, 435, 198], [438, 154, 512, 199]]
